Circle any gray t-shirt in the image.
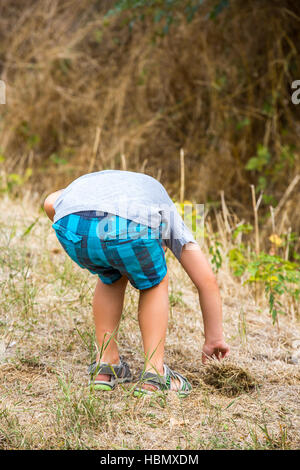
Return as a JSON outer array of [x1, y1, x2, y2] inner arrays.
[[53, 170, 196, 260]]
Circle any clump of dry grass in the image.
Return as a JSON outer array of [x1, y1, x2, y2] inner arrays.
[[202, 361, 259, 397]]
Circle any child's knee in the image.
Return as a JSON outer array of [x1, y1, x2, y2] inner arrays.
[[43, 190, 63, 220], [43, 195, 53, 216]]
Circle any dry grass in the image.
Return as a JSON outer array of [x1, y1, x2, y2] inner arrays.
[[0, 0, 299, 235], [201, 361, 259, 398], [0, 193, 299, 450]]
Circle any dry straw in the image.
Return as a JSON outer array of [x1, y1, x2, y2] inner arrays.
[[202, 360, 259, 398], [0, 0, 299, 241]]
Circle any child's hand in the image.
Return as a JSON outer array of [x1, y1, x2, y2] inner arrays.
[[202, 340, 230, 364]]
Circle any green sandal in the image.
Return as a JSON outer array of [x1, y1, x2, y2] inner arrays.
[[133, 364, 192, 398], [88, 357, 132, 391]]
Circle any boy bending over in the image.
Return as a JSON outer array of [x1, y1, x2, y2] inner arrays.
[[44, 170, 229, 396]]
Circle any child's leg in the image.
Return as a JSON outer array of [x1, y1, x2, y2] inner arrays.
[[44, 190, 63, 221], [138, 272, 180, 391], [93, 275, 128, 382]]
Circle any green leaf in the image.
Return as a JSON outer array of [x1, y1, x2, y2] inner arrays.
[[236, 117, 250, 130], [22, 217, 39, 238], [245, 144, 271, 171], [257, 176, 267, 191], [50, 153, 68, 165], [245, 157, 259, 171], [232, 224, 253, 239]]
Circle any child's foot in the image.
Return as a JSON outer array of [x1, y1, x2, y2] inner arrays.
[[141, 369, 181, 392], [94, 372, 111, 383], [88, 357, 132, 390], [134, 364, 192, 397], [92, 356, 118, 385], [93, 355, 120, 384]]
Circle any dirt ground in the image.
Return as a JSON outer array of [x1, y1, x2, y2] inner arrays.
[[0, 193, 299, 449]]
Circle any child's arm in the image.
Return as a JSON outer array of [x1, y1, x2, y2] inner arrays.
[[180, 242, 230, 364], [44, 189, 63, 221]]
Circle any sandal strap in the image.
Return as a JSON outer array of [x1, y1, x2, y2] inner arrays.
[[164, 364, 189, 387], [163, 364, 191, 392], [88, 357, 131, 379], [93, 379, 114, 388], [138, 364, 191, 392], [138, 370, 168, 390]]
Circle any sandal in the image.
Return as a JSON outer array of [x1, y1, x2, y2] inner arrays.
[[133, 364, 192, 398], [88, 357, 132, 391]]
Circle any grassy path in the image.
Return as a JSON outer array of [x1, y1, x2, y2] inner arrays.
[[0, 195, 299, 449]]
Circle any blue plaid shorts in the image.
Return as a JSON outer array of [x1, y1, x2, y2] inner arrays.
[[52, 211, 167, 290]]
